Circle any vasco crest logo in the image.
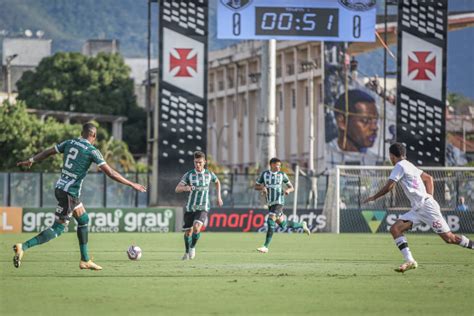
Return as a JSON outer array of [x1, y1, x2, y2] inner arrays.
[[338, 0, 376, 11], [220, 0, 252, 11], [170, 48, 198, 78], [408, 51, 436, 81]]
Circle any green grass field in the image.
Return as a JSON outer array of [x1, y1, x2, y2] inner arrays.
[[1, 233, 473, 315]]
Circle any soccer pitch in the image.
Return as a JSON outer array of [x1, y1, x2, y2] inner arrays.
[[1, 233, 472, 315]]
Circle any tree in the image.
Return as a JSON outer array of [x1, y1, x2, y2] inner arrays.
[[98, 135, 136, 172], [0, 101, 138, 172], [16, 52, 146, 154], [0, 101, 80, 171], [448, 92, 473, 115]]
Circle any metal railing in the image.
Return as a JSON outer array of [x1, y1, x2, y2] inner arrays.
[[1, 172, 148, 208], [0, 172, 328, 209]]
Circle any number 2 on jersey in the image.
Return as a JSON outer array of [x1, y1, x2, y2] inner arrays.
[[65, 147, 79, 169]]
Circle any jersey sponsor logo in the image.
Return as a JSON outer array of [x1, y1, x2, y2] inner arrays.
[[163, 27, 205, 98], [192, 186, 208, 192], [70, 139, 89, 150], [61, 169, 78, 179], [266, 184, 282, 189], [401, 32, 443, 100]]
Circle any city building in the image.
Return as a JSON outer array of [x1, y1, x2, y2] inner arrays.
[[1, 38, 52, 94], [82, 39, 119, 56], [208, 40, 324, 172]]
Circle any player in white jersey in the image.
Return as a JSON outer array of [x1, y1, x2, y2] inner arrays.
[[364, 143, 473, 273]]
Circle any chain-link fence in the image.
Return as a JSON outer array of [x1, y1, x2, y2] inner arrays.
[[4, 169, 472, 210], [333, 167, 474, 211]]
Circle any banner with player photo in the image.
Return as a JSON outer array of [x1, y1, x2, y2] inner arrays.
[[324, 42, 396, 169], [203, 208, 327, 232], [396, 0, 448, 166], [157, 0, 208, 205], [340, 209, 473, 234]]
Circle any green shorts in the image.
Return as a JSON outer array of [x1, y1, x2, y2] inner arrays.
[[268, 204, 284, 218]]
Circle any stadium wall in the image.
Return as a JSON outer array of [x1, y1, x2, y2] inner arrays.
[[0, 207, 177, 233], [2, 206, 472, 234]]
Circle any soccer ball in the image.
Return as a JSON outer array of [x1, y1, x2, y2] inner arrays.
[[127, 245, 142, 260]]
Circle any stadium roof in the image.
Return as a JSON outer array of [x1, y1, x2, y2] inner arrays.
[[348, 11, 474, 55], [27, 109, 127, 123]]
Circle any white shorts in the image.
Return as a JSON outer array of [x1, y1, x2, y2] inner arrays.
[[399, 197, 450, 234]]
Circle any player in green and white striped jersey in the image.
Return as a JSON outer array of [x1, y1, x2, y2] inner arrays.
[[255, 157, 311, 253], [175, 151, 223, 260], [14, 123, 146, 270]]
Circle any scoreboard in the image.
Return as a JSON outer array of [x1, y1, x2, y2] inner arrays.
[[218, 0, 376, 42]]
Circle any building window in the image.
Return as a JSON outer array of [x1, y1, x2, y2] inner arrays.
[[305, 86, 309, 107], [287, 64, 294, 75], [233, 99, 237, 118], [291, 89, 296, 109], [279, 91, 283, 111]]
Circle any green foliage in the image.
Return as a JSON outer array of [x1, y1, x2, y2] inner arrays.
[[206, 155, 229, 174], [98, 136, 136, 173], [0, 101, 81, 171], [447, 92, 473, 114], [17, 52, 134, 114], [0, 101, 138, 172], [16, 52, 146, 154]]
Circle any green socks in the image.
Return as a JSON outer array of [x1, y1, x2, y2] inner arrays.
[[22, 222, 65, 251], [279, 220, 303, 229], [191, 232, 201, 248], [75, 213, 90, 262], [20, 212, 92, 262], [262, 218, 304, 249], [264, 218, 276, 247], [184, 234, 192, 253]]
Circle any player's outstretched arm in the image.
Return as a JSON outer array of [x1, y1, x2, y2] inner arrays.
[[420, 172, 434, 195], [364, 180, 396, 203], [99, 164, 146, 192], [175, 182, 192, 193], [284, 183, 295, 195], [17, 147, 57, 168], [215, 179, 223, 207]]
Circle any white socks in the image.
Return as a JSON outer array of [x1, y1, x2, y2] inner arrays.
[[394, 236, 415, 262], [459, 235, 473, 249]]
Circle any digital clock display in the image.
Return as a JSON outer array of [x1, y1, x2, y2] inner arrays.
[[217, 0, 376, 42], [255, 7, 339, 37]]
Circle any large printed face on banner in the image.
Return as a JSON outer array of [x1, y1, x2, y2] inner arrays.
[[163, 27, 205, 98], [324, 43, 396, 168]]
